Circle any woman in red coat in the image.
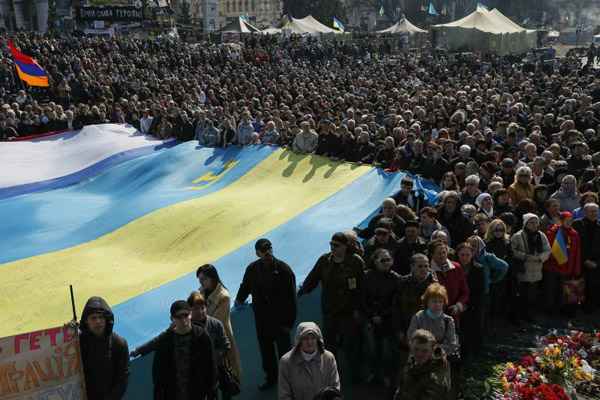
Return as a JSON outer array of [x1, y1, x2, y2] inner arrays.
[[428, 239, 470, 325], [543, 211, 582, 315]]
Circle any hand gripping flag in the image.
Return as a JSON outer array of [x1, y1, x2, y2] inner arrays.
[[333, 16, 345, 32], [8, 40, 49, 87]]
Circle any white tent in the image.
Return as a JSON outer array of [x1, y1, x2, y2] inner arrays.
[[261, 27, 282, 34], [378, 16, 427, 34], [281, 15, 339, 34], [489, 8, 537, 36], [220, 17, 261, 33], [433, 6, 536, 55]]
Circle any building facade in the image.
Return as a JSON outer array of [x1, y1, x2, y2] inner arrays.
[[220, 0, 280, 28], [0, 0, 49, 32]]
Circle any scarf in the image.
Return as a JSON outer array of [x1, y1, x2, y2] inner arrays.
[[301, 350, 318, 362], [426, 309, 444, 319], [525, 229, 543, 254]]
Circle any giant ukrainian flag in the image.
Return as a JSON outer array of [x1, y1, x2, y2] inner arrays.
[[0, 124, 438, 398]]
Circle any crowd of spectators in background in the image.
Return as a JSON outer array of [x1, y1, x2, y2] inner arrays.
[[5, 31, 600, 400]]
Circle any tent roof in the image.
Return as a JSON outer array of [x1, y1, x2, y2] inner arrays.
[[433, 6, 524, 34], [378, 16, 427, 34], [261, 27, 282, 34], [282, 15, 338, 34], [489, 8, 536, 34], [220, 17, 260, 33]]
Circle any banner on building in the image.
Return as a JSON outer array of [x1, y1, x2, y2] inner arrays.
[[79, 6, 143, 21], [0, 326, 87, 400], [84, 0, 136, 6]]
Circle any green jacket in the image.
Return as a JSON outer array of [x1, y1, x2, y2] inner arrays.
[[299, 252, 365, 317], [394, 353, 450, 400]]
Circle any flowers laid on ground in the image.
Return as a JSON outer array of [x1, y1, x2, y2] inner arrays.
[[491, 330, 599, 399]]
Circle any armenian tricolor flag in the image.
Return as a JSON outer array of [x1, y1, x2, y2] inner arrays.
[[8, 40, 49, 87], [551, 228, 569, 265]]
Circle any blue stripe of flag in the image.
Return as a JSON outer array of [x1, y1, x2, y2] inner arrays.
[[556, 228, 568, 257], [14, 60, 47, 77]]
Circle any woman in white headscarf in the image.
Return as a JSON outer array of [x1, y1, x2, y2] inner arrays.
[[475, 193, 494, 218]]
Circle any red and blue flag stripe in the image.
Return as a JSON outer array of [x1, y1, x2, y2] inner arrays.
[[8, 40, 49, 87]]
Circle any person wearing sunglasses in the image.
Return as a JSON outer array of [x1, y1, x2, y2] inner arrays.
[[363, 219, 400, 268], [150, 300, 216, 400], [298, 232, 366, 383], [363, 248, 401, 387]]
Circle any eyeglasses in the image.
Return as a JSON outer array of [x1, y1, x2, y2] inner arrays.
[[379, 257, 393, 263], [173, 312, 190, 320]]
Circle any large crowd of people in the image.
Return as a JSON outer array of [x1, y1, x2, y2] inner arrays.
[[5, 30, 600, 400]]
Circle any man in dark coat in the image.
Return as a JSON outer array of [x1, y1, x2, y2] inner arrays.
[[573, 203, 600, 313], [363, 218, 401, 266], [298, 232, 366, 382], [79, 296, 129, 400], [131, 292, 230, 400], [235, 239, 297, 390], [152, 300, 216, 400], [394, 221, 428, 275]]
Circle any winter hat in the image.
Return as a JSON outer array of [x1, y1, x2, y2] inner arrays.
[[331, 232, 349, 245], [522, 213, 539, 227], [560, 211, 573, 220], [475, 193, 492, 209], [170, 300, 191, 317], [375, 218, 393, 233]]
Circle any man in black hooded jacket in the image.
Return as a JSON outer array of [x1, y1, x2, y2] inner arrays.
[[79, 296, 130, 400]]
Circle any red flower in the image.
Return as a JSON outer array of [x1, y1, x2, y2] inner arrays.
[[520, 355, 535, 367], [534, 384, 569, 400]]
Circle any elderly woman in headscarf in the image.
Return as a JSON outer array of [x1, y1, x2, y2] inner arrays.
[[278, 322, 340, 400], [550, 174, 581, 212], [475, 193, 494, 219]]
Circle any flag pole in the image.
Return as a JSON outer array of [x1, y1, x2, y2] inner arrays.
[[69, 284, 78, 322]]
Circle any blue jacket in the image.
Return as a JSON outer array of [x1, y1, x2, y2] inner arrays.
[[475, 250, 509, 295]]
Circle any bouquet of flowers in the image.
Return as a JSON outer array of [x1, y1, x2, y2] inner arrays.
[[491, 330, 598, 400]]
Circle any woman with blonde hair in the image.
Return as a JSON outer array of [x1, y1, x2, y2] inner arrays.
[[407, 283, 459, 357], [507, 166, 535, 205]]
